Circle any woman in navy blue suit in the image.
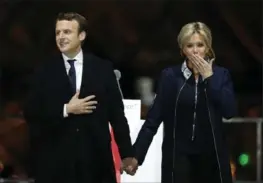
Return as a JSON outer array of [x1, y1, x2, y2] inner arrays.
[[132, 22, 236, 183]]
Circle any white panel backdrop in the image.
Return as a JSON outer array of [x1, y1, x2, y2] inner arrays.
[[121, 100, 162, 183]]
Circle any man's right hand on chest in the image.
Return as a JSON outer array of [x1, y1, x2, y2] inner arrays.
[[64, 91, 98, 117]]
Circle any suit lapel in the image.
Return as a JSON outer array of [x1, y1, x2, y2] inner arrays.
[[54, 55, 74, 95], [79, 53, 96, 97]]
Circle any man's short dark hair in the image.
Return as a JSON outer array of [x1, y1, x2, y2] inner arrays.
[[56, 12, 87, 33]]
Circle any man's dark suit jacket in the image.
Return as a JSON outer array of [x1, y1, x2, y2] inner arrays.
[[24, 52, 134, 183]]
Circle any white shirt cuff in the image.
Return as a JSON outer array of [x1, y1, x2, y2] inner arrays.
[[63, 104, 69, 118]]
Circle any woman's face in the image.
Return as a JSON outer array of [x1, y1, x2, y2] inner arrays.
[[182, 33, 208, 69]]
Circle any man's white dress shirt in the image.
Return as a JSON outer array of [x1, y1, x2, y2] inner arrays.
[[62, 50, 84, 117]]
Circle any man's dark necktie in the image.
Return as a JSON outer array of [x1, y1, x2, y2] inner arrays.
[[67, 59, 76, 93]]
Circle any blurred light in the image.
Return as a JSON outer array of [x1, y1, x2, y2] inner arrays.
[[0, 161, 3, 172], [230, 160, 236, 179], [136, 77, 154, 106], [238, 153, 250, 166]]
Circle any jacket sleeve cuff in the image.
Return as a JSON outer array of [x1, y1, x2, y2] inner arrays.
[[120, 147, 135, 160], [202, 76, 212, 85]]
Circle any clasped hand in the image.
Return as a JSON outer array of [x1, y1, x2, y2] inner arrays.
[[120, 157, 138, 176]]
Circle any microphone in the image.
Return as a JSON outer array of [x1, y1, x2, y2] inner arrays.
[[114, 69, 124, 99]]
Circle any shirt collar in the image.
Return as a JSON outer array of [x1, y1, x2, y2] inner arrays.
[[62, 49, 83, 64], [181, 60, 192, 80]]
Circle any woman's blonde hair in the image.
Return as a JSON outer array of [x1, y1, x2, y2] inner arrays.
[[177, 22, 215, 60]]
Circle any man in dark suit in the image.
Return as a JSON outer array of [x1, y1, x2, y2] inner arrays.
[[24, 12, 137, 183]]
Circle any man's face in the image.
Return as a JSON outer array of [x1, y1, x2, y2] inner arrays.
[[55, 20, 85, 55]]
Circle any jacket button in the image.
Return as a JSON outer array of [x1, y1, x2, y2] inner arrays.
[[76, 128, 79, 132]]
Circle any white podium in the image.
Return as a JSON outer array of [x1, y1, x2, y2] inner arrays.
[[120, 99, 162, 183]]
